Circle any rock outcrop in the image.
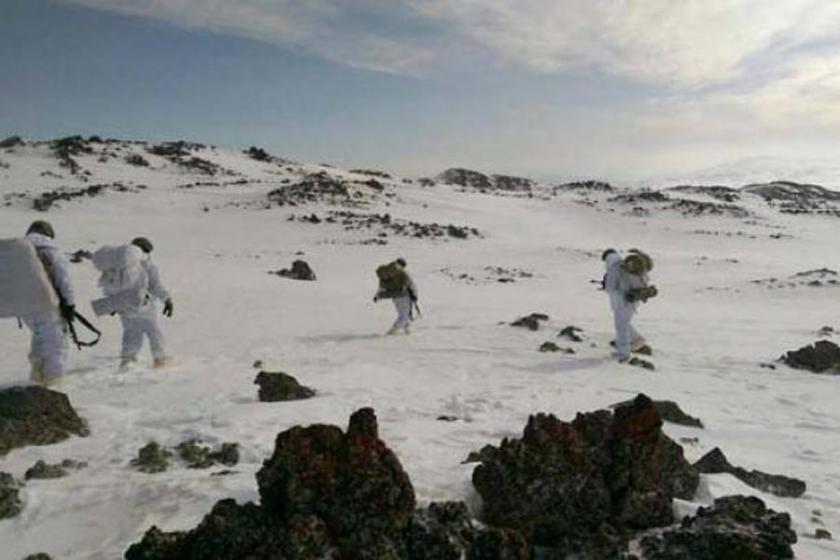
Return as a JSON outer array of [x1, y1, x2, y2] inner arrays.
[[781, 340, 840, 373], [638, 495, 797, 559], [0, 386, 88, 456], [0, 472, 23, 519], [271, 260, 316, 281], [694, 448, 806, 498], [254, 371, 316, 402], [612, 399, 703, 428], [126, 409, 529, 560], [510, 313, 549, 331], [471, 394, 699, 558]]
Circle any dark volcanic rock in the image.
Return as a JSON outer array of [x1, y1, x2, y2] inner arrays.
[[125, 499, 330, 560], [126, 408, 532, 560], [0, 472, 23, 519], [742, 180, 840, 216], [272, 259, 316, 281], [554, 180, 614, 193], [257, 407, 416, 554], [694, 448, 806, 498], [612, 399, 703, 428], [254, 371, 315, 402], [781, 340, 840, 373], [131, 442, 171, 474], [0, 386, 87, 456], [538, 341, 574, 354], [267, 172, 353, 206], [0, 135, 24, 149], [25, 459, 72, 480], [471, 393, 699, 558], [639, 495, 796, 559], [558, 325, 584, 342], [177, 440, 240, 469], [245, 146, 273, 162], [124, 154, 150, 167], [667, 185, 740, 202], [510, 313, 549, 331], [437, 168, 533, 193]]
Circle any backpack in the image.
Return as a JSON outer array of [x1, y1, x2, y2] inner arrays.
[[0, 238, 60, 318], [92, 245, 147, 296], [376, 262, 408, 297], [622, 249, 658, 303], [622, 249, 653, 275]]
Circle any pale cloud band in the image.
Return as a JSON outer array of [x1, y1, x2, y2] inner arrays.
[[56, 0, 840, 169]]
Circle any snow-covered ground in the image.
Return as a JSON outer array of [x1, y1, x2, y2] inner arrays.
[[1, 139, 839, 559]]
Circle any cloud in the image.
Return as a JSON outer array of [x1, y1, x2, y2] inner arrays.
[[60, 0, 440, 74], [413, 0, 840, 87]]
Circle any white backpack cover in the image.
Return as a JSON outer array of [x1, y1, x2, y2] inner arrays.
[[92, 245, 147, 296], [91, 244, 149, 315], [0, 238, 60, 318]]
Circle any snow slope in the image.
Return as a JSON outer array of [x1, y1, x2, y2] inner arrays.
[[1, 139, 840, 559]]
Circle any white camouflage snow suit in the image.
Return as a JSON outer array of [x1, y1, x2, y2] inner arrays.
[[23, 233, 75, 383], [604, 251, 646, 360], [118, 256, 171, 365], [375, 266, 418, 335]]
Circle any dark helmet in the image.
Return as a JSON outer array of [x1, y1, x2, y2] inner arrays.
[[601, 248, 617, 261], [27, 220, 55, 239], [395, 257, 407, 267], [131, 237, 154, 254]]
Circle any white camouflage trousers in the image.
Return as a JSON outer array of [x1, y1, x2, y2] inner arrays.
[[120, 304, 166, 359], [612, 304, 640, 359], [390, 296, 413, 333], [23, 311, 68, 380]]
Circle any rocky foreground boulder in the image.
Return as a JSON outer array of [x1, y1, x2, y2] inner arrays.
[[0, 386, 88, 456], [637, 495, 797, 559], [126, 401, 802, 559], [126, 408, 525, 559], [781, 340, 840, 373], [472, 394, 699, 557]]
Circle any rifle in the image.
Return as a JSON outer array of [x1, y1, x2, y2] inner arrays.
[[58, 295, 101, 350]]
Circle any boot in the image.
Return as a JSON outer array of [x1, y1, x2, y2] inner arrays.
[[119, 355, 138, 372], [29, 356, 45, 384], [40, 375, 62, 388], [153, 356, 174, 369]]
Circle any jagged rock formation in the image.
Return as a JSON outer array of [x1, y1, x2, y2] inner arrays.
[[0, 386, 88, 456], [637, 495, 796, 559], [694, 448, 806, 498], [612, 399, 703, 428], [125, 409, 526, 559], [471, 394, 699, 558]]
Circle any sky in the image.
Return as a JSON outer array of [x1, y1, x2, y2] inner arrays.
[[1, 0, 839, 180]]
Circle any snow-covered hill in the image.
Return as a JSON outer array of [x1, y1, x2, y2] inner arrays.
[[2, 136, 840, 559]]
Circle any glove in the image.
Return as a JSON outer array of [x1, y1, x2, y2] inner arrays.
[[60, 302, 76, 323], [163, 299, 174, 318]]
